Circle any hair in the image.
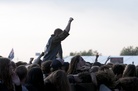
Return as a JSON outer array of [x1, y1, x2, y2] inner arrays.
[[78, 71, 92, 83], [45, 70, 71, 91], [62, 62, 69, 72], [16, 61, 27, 67], [112, 64, 124, 75], [99, 65, 110, 71], [53, 28, 63, 36], [112, 64, 125, 80], [106, 62, 114, 67], [25, 67, 44, 91], [41, 60, 52, 77], [0, 57, 13, 90], [90, 66, 99, 73], [15, 65, 27, 82], [11, 61, 16, 70], [67, 55, 84, 74], [27, 63, 40, 71], [116, 77, 138, 91], [50, 59, 63, 72], [122, 64, 136, 77], [96, 69, 115, 89]]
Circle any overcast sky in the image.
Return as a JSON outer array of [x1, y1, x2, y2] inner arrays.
[[0, 0, 138, 63]]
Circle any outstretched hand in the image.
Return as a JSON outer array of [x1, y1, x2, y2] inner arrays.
[[69, 17, 74, 22], [64, 17, 74, 32], [96, 53, 99, 58]]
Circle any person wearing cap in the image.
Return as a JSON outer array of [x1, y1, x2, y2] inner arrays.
[[43, 17, 74, 62]]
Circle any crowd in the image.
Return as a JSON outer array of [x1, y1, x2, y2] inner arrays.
[[0, 54, 138, 91]]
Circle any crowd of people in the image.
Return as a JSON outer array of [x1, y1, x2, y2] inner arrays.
[[1, 17, 138, 91], [0, 54, 138, 91]]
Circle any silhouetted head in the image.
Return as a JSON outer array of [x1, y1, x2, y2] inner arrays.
[[53, 28, 63, 36], [50, 58, 64, 72], [116, 77, 138, 91], [25, 67, 44, 90], [0, 57, 14, 90], [96, 69, 115, 89], [45, 70, 70, 91], [15, 65, 27, 82], [112, 64, 124, 79], [41, 60, 52, 76], [67, 55, 86, 74], [122, 64, 136, 77]]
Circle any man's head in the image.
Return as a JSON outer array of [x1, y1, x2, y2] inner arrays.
[[54, 28, 63, 36]]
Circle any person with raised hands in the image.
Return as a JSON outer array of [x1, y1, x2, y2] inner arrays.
[[43, 17, 74, 62]]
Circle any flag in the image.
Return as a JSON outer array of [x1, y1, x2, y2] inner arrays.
[[8, 48, 14, 60]]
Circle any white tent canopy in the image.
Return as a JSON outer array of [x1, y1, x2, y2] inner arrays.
[[64, 56, 138, 65]]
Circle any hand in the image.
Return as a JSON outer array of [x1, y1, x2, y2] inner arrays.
[[30, 57, 34, 61], [96, 53, 99, 58], [69, 17, 74, 22], [29, 57, 34, 64], [40, 52, 44, 56]]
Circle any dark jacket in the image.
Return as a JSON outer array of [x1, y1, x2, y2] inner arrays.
[[43, 31, 69, 61]]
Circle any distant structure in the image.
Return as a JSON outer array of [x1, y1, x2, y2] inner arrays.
[[64, 56, 138, 65]]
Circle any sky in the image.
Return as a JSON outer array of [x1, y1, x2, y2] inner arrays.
[[0, 0, 138, 63]]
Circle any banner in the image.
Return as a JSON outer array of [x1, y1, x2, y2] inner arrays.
[[110, 57, 123, 64]]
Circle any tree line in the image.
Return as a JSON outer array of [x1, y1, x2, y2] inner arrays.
[[69, 46, 138, 56]]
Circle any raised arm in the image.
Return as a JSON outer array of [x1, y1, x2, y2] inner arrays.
[[33, 52, 44, 65], [95, 53, 99, 62], [64, 17, 74, 33]]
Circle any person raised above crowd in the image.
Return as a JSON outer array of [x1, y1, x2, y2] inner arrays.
[[43, 17, 74, 62]]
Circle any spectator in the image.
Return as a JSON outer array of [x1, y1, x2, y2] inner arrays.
[[25, 67, 44, 91], [44, 70, 71, 91], [0, 57, 21, 91], [43, 17, 74, 62], [15, 65, 28, 91], [122, 64, 136, 77], [41, 60, 52, 78], [112, 64, 125, 80], [67, 55, 87, 74], [116, 77, 138, 91], [96, 69, 115, 90]]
